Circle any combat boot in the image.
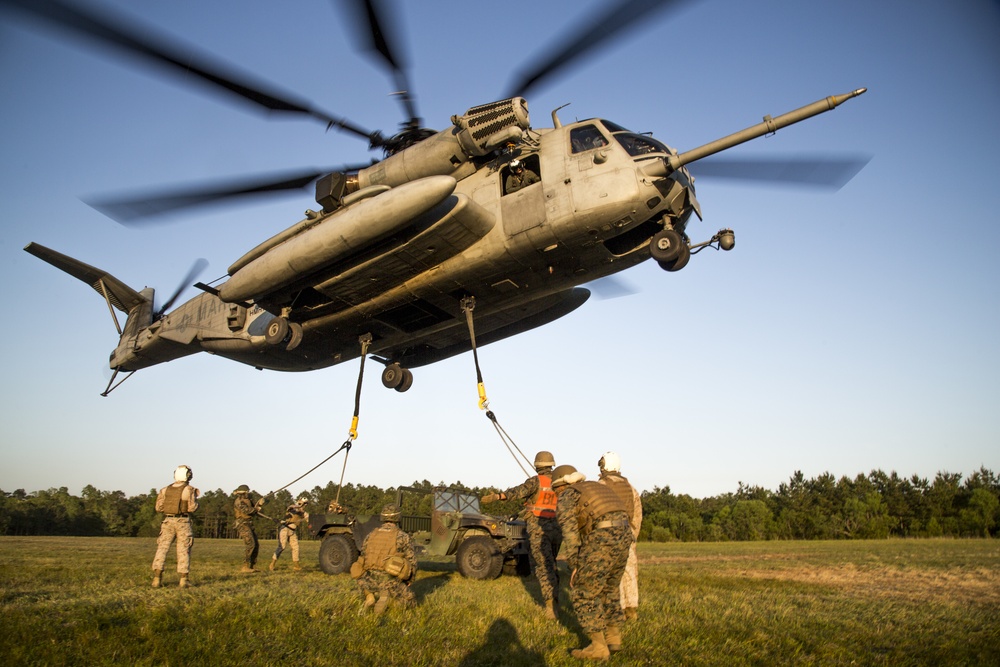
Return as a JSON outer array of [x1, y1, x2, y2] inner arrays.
[[364, 593, 376, 608], [293, 561, 301, 571], [624, 607, 638, 621], [178, 575, 190, 589], [269, 557, 277, 571], [240, 564, 257, 573], [151, 570, 162, 588], [604, 625, 622, 654], [570, 632, 610, 661], [544, 599, 558, 620], [373, 595, 390, 615]]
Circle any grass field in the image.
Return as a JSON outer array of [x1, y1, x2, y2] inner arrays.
[[0, 537, 997, 666]]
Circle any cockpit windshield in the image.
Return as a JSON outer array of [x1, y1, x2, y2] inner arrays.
[[598, 120, 670, 157]]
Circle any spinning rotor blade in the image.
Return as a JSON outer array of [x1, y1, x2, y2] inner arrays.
[[505, 0, 694, 99], [85, 165, 370, 224], [345, 0, 420, 126], [0, 0, 376, 141], [155, 258, 208, 317], [691, 154, 872, 190]]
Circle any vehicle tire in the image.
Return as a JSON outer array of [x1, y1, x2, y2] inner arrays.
[[318, 533, 358, 575], [650, 229, 683, 263], [285, 322, 304, 351], [395, 369, 413, 393], [456, 535, 504, 580], [658, 242, 691, 272], [265, 317, 289, 345], [381, 363, 404, 389]]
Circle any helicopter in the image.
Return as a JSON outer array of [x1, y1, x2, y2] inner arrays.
[[11, 0, 867, 397]]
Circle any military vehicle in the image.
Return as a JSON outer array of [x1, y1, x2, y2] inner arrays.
[[308, 486, 528, 580]]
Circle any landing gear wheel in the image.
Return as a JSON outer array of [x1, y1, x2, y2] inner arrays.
[[650, 229, 683, 263], [456, 535, 504, 580], [265, 317, 289, 345], [381, 363, 405, 389], [658, 242, 691, 272], [285, 322, 304, 351], [395, 369, 413, 393]]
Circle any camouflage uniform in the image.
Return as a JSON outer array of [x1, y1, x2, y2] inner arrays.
[[233, 493, 261, 569], [555, 482, 632, 637], [505, 167, 540, 193], [272, 503, 308, 568], [152, 480, 199, 577], [357, 521, 418, 611], [502, 474, 561, 604], [599, 470, 643, 616]]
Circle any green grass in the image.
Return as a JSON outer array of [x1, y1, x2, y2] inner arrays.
[[0, 537, 997, 665]]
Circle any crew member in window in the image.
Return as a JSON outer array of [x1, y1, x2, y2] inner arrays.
[[506, 159, 540, 193]]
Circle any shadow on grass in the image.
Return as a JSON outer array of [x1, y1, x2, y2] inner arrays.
[[458, 618, 548, 667]]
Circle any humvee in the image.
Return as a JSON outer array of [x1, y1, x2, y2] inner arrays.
[[308, 486, 529, 580]]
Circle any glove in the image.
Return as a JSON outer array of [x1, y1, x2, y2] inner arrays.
[[481, 493, 500, 504], [255, 497, 266, 508]]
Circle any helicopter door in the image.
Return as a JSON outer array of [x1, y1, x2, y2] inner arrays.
[[500, 155, 545, 237]]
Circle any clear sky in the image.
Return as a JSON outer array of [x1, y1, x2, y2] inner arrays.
[[1, 0, 997, 500]]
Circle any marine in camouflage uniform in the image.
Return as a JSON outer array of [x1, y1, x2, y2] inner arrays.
[[598, 451, 643, 620], [356, 504, 417, 614], [482, 450, 562, 619], [270, 498, 309, 571], [233, 485, 265, 572], [552, 464, 633, 661], [151, 465, 199, 589]]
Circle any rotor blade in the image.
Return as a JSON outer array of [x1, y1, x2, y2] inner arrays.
[[0, 0, 376, 141], [586, 276, 638, 300], [85, 166, 370, 224], [690, 154, 872, 190], [344, 0, 420, 124], [156, 258, 208, 316], [505, 0, 694, 99]]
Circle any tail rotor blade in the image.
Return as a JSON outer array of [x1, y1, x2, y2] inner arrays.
[[155, 258, 208, 317]]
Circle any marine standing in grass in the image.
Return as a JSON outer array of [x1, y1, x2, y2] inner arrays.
[[270, 497, 308, 571], [552, 464, 632, 661], [233, 484, 265, 573], [597, 451, 643, 621], [151, 465, 199, 589], [354, 503, 417, 614], [482, 451, 562, 619]]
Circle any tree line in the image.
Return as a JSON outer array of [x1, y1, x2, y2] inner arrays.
[[1, 468, 997, 541]]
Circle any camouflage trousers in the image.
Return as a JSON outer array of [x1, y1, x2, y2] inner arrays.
[[620, 541, 639, 610], [236, 521, 259, 567], [525, 514, 562, 603], [357, 570, 416, 609], [273, 525, 300, 561], [570, 524, 632, 635], [152, 516, 193, 574]]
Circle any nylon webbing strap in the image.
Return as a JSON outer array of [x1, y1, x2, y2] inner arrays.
[[461, 297, 488, 409]]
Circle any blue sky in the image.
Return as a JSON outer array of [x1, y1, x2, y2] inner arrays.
[[1, 0, 998, 500]]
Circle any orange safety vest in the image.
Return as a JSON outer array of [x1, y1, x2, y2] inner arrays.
[[528, 474, 558, 518]]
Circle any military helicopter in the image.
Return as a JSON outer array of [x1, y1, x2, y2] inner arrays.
[[11, 0, 867, 397]]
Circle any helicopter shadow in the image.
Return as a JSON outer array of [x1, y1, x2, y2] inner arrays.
[[457, 618, 548, 667]]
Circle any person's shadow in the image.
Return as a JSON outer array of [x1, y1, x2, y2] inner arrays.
[[458, 618, 547, 666]]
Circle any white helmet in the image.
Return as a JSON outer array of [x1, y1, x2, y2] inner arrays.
[[174, 465, 193, 482], [510, 159, 522, 170], [598, 452, 621, 473], [297, 497, 309, 506]]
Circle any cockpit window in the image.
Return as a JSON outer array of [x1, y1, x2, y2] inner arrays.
[[600, 120, 629, 133], [570, 125, 609, 154], [614, 132, 670, 157]]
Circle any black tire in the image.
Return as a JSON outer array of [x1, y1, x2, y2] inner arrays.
[[395, 369, 413, 393], [285, 322, 303, 351], [381, 363, 404, 389], [456, 535, 504, 580], [318, 533, 358, 575], [265, 317, 289, 345], [650, 229, 683, 263], [658, 242, 691, 272]]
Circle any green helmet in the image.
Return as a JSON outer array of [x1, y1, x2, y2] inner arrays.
[[551, 464, 581, 488], [380, 503, 401, 523], [534, 450, 555, 471], [234, 484, 250, 494]]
